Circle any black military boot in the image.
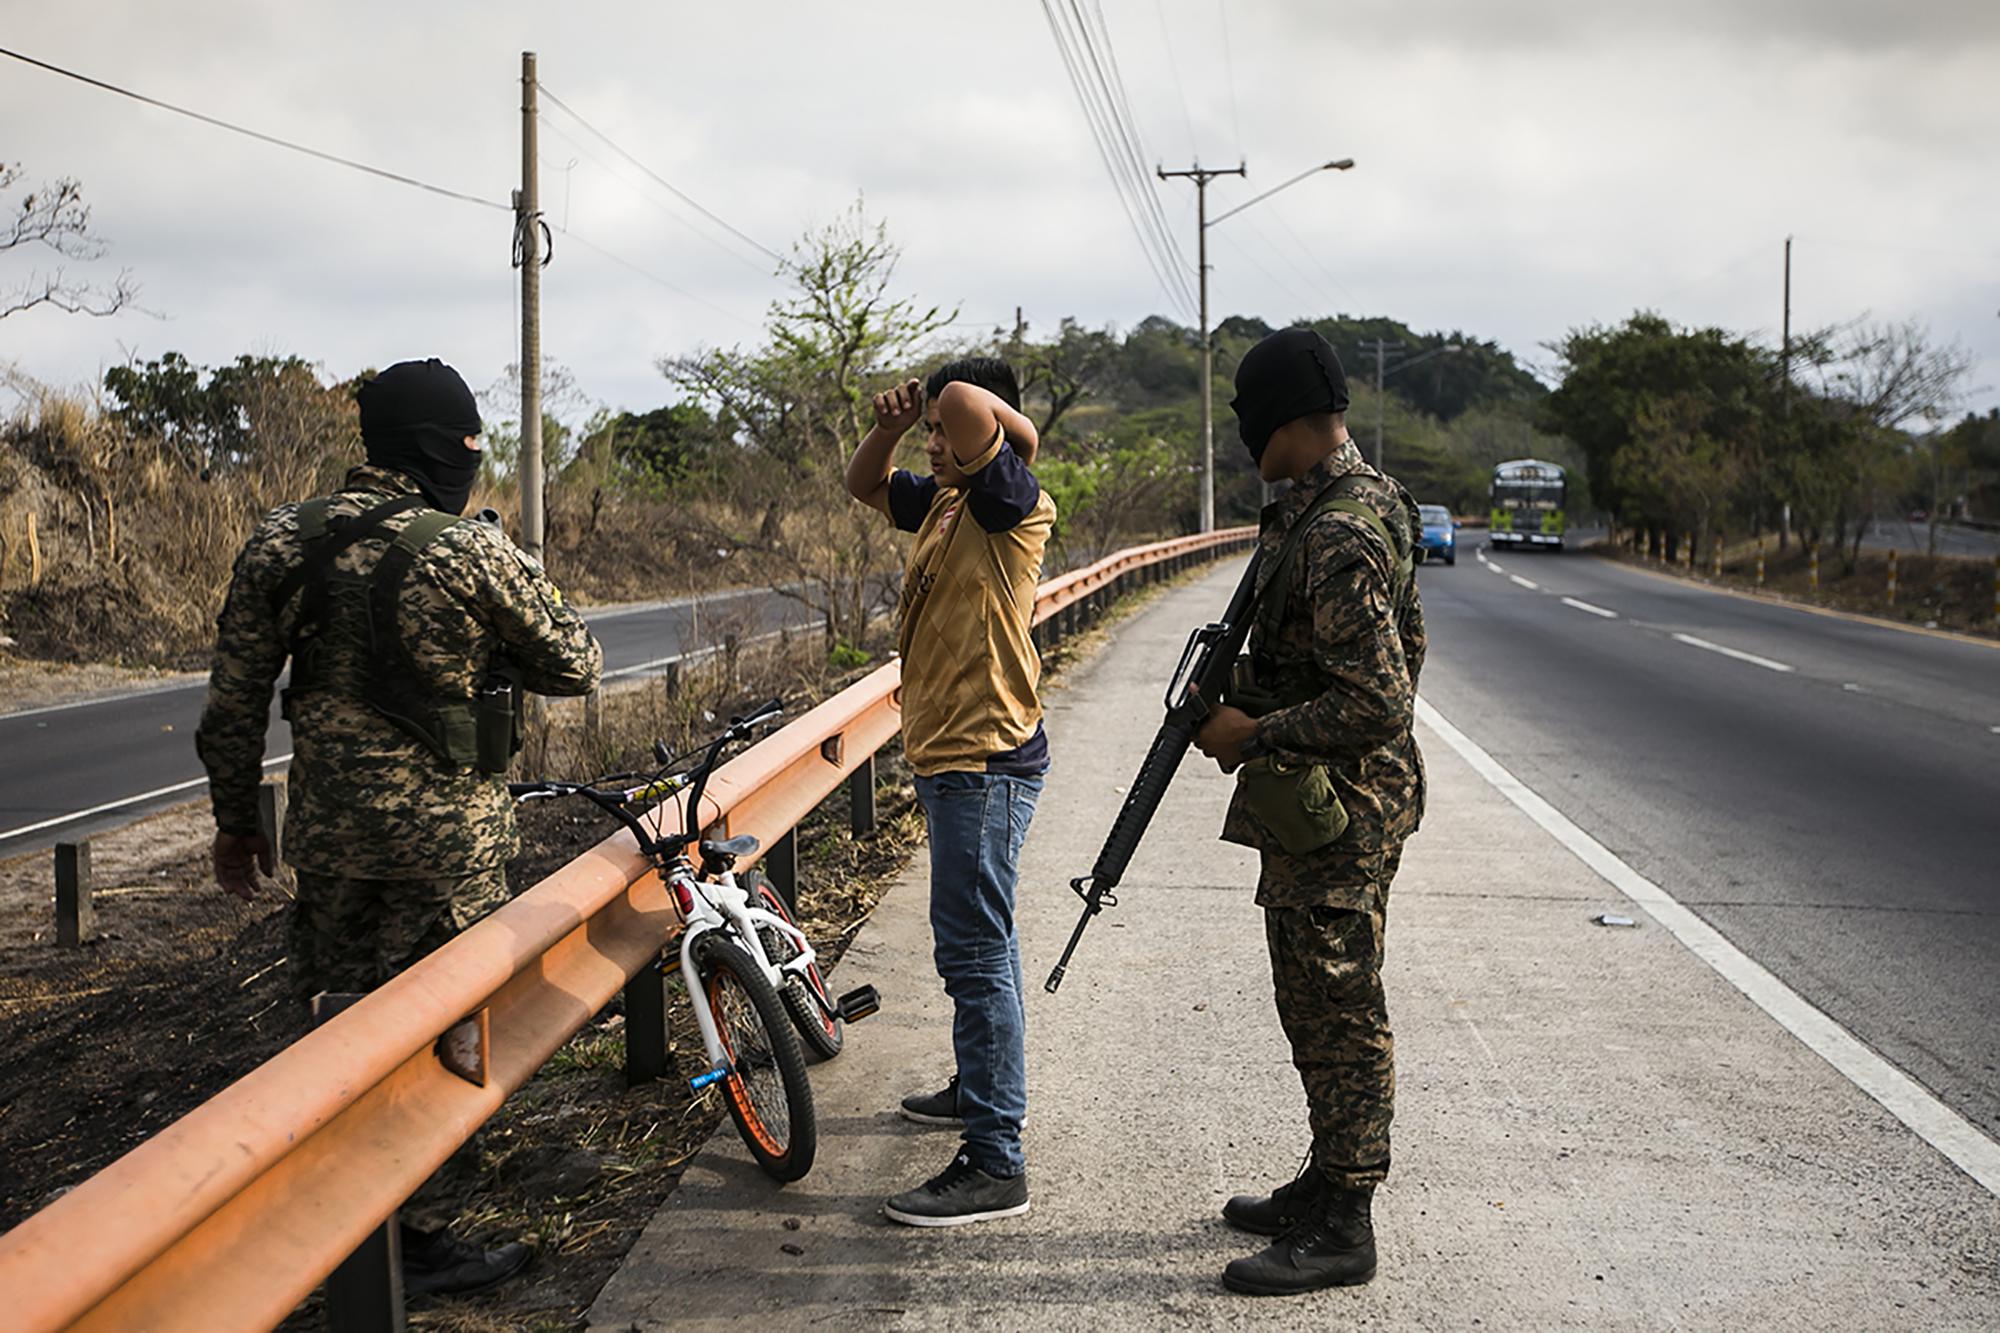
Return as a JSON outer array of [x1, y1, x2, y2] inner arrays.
[[1220, 1154, 1324, 1236], [1221, 1184, 1377, 1296]]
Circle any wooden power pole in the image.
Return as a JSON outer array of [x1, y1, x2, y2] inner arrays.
[[516, 51, 545, 564]]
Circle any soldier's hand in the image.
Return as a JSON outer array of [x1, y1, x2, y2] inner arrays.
[[1193, 703, 1258, 774], [871, 378, 924, 436], [214, 831, 275, 902]]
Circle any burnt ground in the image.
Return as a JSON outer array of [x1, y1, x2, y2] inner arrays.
[[0, 677, 924, 1332], [0, 574, 1173, 1332]]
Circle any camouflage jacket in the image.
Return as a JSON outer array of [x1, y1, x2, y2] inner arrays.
[[196, 466, 602, 878], [1221, 440, 1428, 907]]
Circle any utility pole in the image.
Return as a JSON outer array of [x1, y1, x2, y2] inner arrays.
[[515, 51, 546, 564], [1780, 234, 1792, 413], [1780, 234, 1793, 548], [1158, 162, 1245, 533], [1358, 338, 1402, 471]]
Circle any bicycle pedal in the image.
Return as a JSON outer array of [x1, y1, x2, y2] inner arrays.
[[688, 1063, 731, 1091], [835, 985, 880, 1023]]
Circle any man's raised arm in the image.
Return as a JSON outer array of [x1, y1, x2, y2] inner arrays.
[[847, 377, 924, 515]]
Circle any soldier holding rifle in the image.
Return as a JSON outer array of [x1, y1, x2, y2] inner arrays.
[[1191, 328, 1427, 1297]]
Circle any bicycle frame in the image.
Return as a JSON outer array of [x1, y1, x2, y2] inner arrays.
[[509, 697, 835, 1091], [670, 856, 829, 1089]]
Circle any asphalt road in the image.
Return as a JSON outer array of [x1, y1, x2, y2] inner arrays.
[[1860, 515, 2000, 558], [1416, 542, 2000, 1140], [0, 585, 822, 860]]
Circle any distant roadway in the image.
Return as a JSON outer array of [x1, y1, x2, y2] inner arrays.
[[0, 586, 822, 860], [1417, 542, 2000, 1141]]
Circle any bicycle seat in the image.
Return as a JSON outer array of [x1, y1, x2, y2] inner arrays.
[[699, 834, 760, 861]]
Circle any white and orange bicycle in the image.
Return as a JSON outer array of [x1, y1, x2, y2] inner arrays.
[[511, 698, 879, 1182]]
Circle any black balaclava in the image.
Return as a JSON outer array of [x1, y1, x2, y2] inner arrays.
[[1229, 328, 1351, 464], [356, 359, 483, 514]]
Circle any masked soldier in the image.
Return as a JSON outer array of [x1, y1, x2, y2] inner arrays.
[[195, 357, 602, 1295], [1192, 328, 1426, 1297]]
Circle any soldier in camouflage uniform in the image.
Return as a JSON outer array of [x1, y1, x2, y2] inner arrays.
[[1192, 328, 1426, 1297], [196, 358, 601, 1295]]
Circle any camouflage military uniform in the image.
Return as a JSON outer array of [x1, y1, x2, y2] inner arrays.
[[197, 464, 602, 1003], [1222, 438, 1426, 1191]]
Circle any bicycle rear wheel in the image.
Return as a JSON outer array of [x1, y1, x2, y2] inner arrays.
[[745, 872, 844, 1061], [696, 935, 816, 1182]]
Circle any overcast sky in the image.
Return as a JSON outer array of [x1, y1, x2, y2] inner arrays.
[[3, 1, 1996, 427]]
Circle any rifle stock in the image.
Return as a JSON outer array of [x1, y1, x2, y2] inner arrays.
[[1045, 549, 1264, 992]]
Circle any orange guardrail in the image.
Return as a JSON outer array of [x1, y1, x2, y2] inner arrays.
[[0, 525, 1253, 1332]]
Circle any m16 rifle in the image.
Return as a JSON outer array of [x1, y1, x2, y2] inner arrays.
[[1045, 550, 1264, 992]]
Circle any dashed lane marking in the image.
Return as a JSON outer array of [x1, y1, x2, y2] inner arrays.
[[1671, 632, 1795, 674], [1509, 575, 1539, 590], [1560, 597, 1618, 618], [1417, 697, 2000, 1201]]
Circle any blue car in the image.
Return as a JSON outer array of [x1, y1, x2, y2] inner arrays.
[[1416, 504, 1457, 566]]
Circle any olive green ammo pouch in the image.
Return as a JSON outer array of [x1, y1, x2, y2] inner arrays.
[[1237, 753, 1349, 855]]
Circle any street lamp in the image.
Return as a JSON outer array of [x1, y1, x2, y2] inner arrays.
[[1361, 342, 1465, 471], [1159, 157, 1356, 531]]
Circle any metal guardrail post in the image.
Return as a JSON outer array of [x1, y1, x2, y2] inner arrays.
[[259, 779, 287, 868], [849, 754, 876, 836], [55, 841, 92, 948], [624, 964, 669, 1087], [314, 992, 406, 1333], [765, 827, 798, 916], [1886, 548, 1898, 606]]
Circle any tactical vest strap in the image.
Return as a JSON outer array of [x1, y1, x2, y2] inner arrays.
[[269, 492, 425, 614], [1252, 474, 1413, 651]]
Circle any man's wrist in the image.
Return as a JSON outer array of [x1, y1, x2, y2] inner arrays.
[[1240, 724, 1271, 762]]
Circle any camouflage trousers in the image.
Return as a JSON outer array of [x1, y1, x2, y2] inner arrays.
[[289, 866, 512, 1234], [288, 866, 512, 1004], [1263, 852, 1398, 1191]]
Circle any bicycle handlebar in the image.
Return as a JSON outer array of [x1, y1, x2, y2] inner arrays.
[[507, 699, 786, 862]]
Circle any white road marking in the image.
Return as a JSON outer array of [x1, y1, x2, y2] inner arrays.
[[1561, 597, 1618, 619], [0, 754, 293, 844], [1416, 697, 2000, 1201], [1990, 725, 2000, 735], [1671, 632, 1795, 673], [1843, 683, 1869, 694], [0, 679, 206, 723], [1508, 575, 1539, 590]]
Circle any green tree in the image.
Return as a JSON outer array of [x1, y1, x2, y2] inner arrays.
[[660, 201, 951, 647]]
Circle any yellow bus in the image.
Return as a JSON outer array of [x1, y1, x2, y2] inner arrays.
[[1489, 458, 1566, 551]]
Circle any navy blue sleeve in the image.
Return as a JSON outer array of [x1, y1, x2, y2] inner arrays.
[[887, 469, 939, 533], [964, 440, 1042, 534]]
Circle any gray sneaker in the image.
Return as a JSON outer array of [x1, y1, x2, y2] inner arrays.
[[898, 1075, 962, 1127], [883, 1150, 1029, 1227]]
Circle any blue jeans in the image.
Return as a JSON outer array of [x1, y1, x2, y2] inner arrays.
[[913, 770, 1043, 1178]]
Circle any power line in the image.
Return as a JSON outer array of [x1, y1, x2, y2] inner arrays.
[[1217, 1, 1246, 161], [550, 222, 759, 327], [1071, 1, 1197, 301], [0, 44, 507, 211], [1152, 0, 1200, 159], [1038, 0, 1198, 319], [536, 113, 775, 278], [1038, 0, 1194, 318], [1262, 198, 1368, 314], [535, 83, 784, 267]]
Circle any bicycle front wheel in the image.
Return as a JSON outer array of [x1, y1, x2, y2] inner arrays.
[[696, 935, 817, 1182]]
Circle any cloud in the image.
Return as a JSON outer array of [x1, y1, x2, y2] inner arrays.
[[0, 0, 1994, 421]]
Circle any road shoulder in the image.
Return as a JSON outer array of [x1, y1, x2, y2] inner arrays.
[[587, 560, 2000, 1331]]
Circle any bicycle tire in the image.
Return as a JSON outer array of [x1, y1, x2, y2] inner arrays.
[[744, 872, 844, 1061], [695, 934, 817, 1182]]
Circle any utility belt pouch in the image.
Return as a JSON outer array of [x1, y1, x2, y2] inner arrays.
[[1235, 754, 1348, 856], [475, 671, 523, 774]]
